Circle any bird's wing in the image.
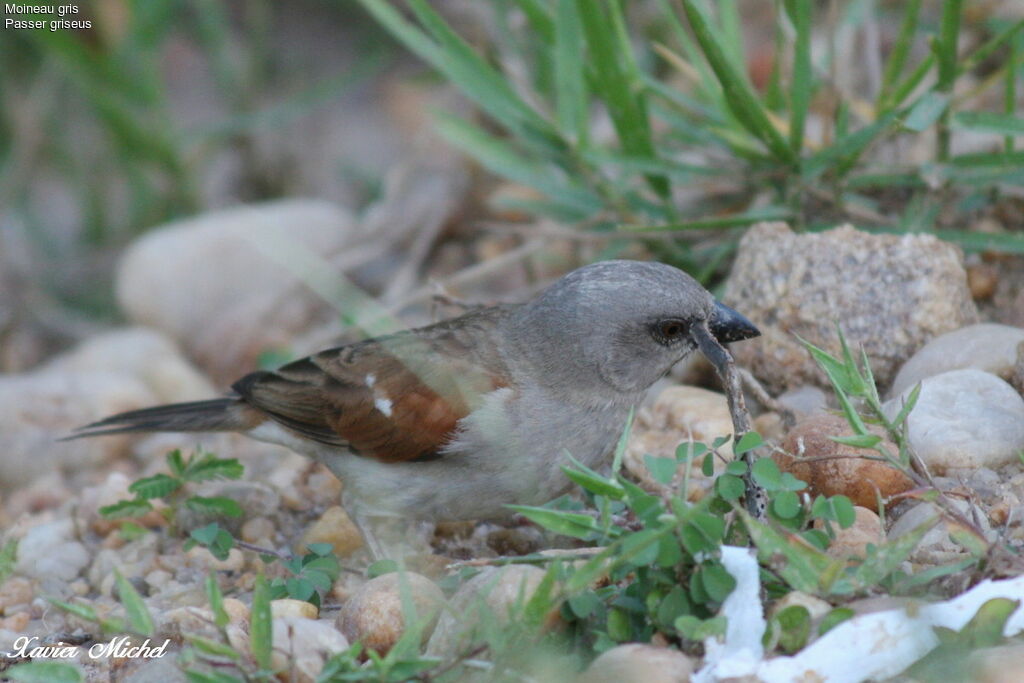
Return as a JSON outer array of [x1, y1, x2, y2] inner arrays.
[[231, 307, 514, 463]]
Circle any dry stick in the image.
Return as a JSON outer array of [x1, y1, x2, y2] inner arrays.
[[692, 322, 767, 521]]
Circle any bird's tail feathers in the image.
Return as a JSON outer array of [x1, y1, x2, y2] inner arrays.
[[63, 398, 255, 440]]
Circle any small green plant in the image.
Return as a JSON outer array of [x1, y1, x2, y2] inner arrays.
[[100, 448, 244, 537], [268, 543, 341, 609], [101, 448, 345, 608]]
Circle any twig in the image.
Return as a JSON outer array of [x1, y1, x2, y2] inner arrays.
[[691, 322, 768, 521], [447, 548, 604, 570]]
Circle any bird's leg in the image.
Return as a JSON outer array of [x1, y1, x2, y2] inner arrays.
[[352, 510, 388, 562]]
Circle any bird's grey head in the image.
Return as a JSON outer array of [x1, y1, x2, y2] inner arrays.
[[506, 260, 759, 396]]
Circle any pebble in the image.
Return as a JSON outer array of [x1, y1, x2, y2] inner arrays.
[[185, 547, 245, 573], [427, 565, 546, 657], [884, 369, 1024, 473], [889, 323, 1024, 397], [818, 506, 884, 560], [271, 598, 318, 619], [776, 414, 914, 508], [271, 617, 350, 683], [337, 571, 444, 655], [296, 505, 363, 557], [16, 520, 90, 583], [723, 222, 978, 393], [241, 517, 276, 544], [0, 577, 34, 614], [577, 643, 695, 683], [776, 385, 829, 418], [888, 499, 994, 562]]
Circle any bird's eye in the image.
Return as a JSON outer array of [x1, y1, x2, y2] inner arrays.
[[654, 319, 688, 343]]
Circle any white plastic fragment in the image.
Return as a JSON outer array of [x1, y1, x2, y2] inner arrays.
[[694, 545, 765, 682], [693, 547, 1024, 683]]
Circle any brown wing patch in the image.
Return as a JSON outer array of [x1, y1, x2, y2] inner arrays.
[[232, 308, 514, 462]]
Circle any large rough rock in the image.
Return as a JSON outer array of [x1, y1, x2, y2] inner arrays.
[[116, 200, 355, 384], [723, 222, 978, 394]]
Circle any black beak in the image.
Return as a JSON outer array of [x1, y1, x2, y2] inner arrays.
[[709, 302, 760, 344]]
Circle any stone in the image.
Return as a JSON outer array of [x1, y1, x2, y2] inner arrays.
[[776, 414, 914, 508], [723, 222, 978, 393], [0, 327, 218, 489], [41, 327, 216, 404], [271, 598, 318, 620], [427, 565, 546, 657], [889, 324, 1024, 397], [116, 200, 355, 383], [337, 571, 444, 655], [121, 654, 187, 683], [241, 517, 276, 544], [883, 369, 1024, 473], [578, 643, 695, 683], [776, 385, 829, 418], [0, 577, 34, 615], [817, 506, 884, 560], [969, 643, 1024, 683], [15, 520, 90, 584], [185, 547, 245, 573], [271, 617, 349, 683], [888, 499, 993, 558], [296, 505, 363, 557]]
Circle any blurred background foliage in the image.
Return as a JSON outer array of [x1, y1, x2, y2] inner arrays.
[[1, 0, 1022, 315]]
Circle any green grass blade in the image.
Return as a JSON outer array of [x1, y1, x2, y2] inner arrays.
[[803, 111, 898, 180], [115, 570, 155, 637], [433, 112, 600, 214], [554, 0, 588, 144], [1007, 35, 1018, 152], [250, 574, 273, 671], [509, 0, 556, 44], [935, 0, 963, 161], [576, 0, 669, 199], [951, 111, 1024, 137], [879, 0, 922, 101], [958, 18, 1024, 77], [786, 0, 812, 154], [680, 0, 795, 163], [717, 0, 747, 76], [883, 54, 935, 111], [624, 206, 793, 232], [357, 0, 559, 149]]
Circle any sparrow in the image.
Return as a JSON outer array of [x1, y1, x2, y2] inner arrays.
[[69, 260, 759, 557]]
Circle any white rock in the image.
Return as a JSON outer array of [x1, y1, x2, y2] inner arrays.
[[889, 324, 1024, 397], [16, 520, 90, 583], [41, 327, 216, 403], [883, 369, 1024, 473], [0, 327, 218, 489], [271, 617, 350, 683], [115, 200, 355, 382]]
